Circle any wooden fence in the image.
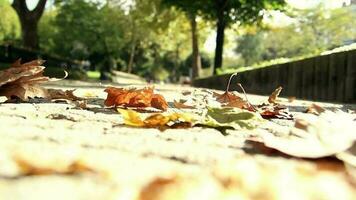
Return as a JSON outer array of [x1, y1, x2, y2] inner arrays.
[[194, 49, 356, 103]]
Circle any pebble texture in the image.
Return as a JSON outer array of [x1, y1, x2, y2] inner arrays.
[[0, 81, 355, 200]]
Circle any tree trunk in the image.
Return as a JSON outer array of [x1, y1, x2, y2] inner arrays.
[[12, 0, 47, 49], [213, 12, 226, 74], [190, 14, 201, 79], [21, 20, 39, 49], [127, 44, 136, 73]]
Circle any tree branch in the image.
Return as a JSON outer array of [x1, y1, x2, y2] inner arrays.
[[32, 0, 48, 20], [11, 0, 29, 16]]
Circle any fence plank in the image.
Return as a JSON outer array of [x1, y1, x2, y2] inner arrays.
[[345, 50, 356, 102], [194, 50, 355, 103]]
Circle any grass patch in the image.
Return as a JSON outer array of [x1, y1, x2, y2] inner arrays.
[[87, 71, 101, 80]]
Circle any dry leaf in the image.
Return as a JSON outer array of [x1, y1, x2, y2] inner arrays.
[[305, 104, 326, 115], [258, 104, 293, 120], [214, 91, 243, 104], [118, 108, 193, 129], [0, 83, 49, 100], [47, 89, 82, 101], [257, 110, 356, 158], [173, 100, 195, 109], [268, 86, 283, 104], [213, 73, 247, 108], [288, 96, 296, 103], [0, 59, 68, 101], [15, 157, 96, 176], [224, 98, 250, 109], [105, 87, 168, 111], [151, 94, 169, 111]]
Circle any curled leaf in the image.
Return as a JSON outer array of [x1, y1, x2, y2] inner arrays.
[[268, 86, 282, 104], [213, 72, 244, 104], [0, 59, 68, 101]]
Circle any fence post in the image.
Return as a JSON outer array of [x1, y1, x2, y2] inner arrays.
[[345, 50, 356, 102]]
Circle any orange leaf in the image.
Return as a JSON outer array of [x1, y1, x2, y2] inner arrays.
[[268, 86, 283, 104], [151, 94, 169, 111], [105, 87, 168, 111]]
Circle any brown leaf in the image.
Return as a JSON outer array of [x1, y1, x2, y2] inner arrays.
[[0, 59, 67, 101], [10, 58, 22, 68], [0, 64, 45, 87], [48, 89, 83, 101], [21, 59, 46, 67], [213, 91, 243, 104], [288, 96, 296, 103], [268, 86, 283, 104], [305, 104, 326, 115], [258, 104, 293, 120], [151, 94, 169, 111], [213, 72, 244, 104], [0, 84, 49, 101], [173, 100, 195, 109], [15, 157, 96, 176], [223, 98, 251, 110], [104, 87, 168, 111]]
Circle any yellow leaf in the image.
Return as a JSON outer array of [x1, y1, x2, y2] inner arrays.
[[117, 108, 144, 127]]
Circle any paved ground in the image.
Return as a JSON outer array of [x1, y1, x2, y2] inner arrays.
[[0, 80, 355, 200]]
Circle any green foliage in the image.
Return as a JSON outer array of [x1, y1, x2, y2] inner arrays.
[[163, 0, 286, 71], [235, 32, 265, 66], [0, 1, 21, 42], [233, 5, 356, 71], [41, 0, 126, 62]]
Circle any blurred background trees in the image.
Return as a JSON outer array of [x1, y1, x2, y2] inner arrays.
[[0, 0, 355, 81]]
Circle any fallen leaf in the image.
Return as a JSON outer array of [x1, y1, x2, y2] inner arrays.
[[151, 94, 169, 111], [288, 96, 296, 102], [213, 73, 245, 105], [173, 100, 195, 109], [118, 108, 193, 129], [224, 98, 251, 110], [268, 86, 283, 104], [258, 104, 293, 120], [0, 59, 68, 101], [201, 107, 261, 131], [47, 89, 83, 101], [105, 87, 168, 111], [118, 108, 145, 127], [15, 157, 96, 176], [305, 104, 326, 115], [0, 83, 49, 100], [256, 109, 356, 158], [213, 91, 243, 104]]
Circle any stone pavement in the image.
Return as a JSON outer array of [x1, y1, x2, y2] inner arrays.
[[0, 80, 355, 200]]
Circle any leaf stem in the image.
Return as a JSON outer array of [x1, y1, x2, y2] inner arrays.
[[237, 83, 258, 112], [226, 72, 237, 92]]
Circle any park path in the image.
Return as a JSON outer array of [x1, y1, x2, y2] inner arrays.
[[0, 80, 355, 200]]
